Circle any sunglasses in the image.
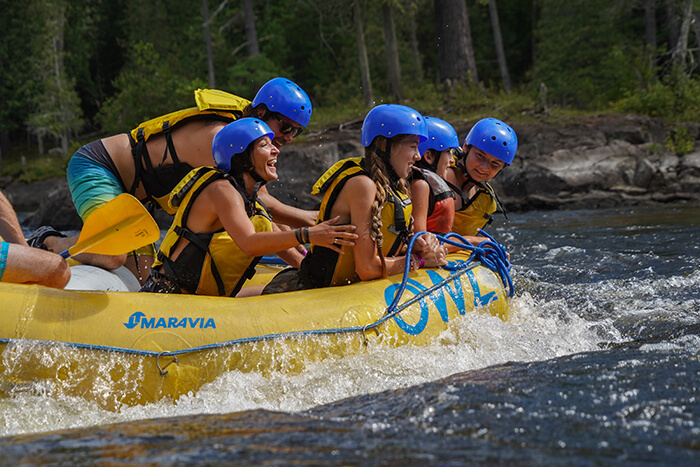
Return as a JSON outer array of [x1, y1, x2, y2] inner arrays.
[[271, 114, 304, 138]]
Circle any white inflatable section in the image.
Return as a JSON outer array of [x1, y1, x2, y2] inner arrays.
[[65, 265, 141, 292]]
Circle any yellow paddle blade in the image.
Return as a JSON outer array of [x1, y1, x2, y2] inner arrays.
[[62, 194, 160, 259]]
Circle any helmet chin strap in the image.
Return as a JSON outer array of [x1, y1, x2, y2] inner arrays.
[[246, 166, 267, 184]]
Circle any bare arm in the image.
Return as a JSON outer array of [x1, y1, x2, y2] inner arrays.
[[0, 191, 28, 245], [258, 186, 318, 228], [409, 178, 430, 234], [203, 181, 355, 258]]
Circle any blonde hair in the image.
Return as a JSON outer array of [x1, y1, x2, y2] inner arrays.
[[364, 135, 412, 276]]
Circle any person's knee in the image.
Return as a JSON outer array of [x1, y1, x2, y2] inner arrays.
[[102, 253, 128, 270]]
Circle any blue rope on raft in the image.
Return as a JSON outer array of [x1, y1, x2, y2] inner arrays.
[[1, 231, 514, 360], [386, 229, 514, 313]]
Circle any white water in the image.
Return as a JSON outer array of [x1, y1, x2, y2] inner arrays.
[[0, 288, 618, 438]]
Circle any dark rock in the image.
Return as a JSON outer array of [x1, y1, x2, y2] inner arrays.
[[4, 114, 700, 231], [21, 178, 82, 230]]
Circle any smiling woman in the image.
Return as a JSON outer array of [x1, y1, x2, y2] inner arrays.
[[262, 104, 449, 295], [140, 118, 357, 297]]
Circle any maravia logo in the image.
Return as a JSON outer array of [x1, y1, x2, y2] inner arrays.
[[123, 312, 216, 330]]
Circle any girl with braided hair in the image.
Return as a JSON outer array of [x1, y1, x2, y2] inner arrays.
[[264, 104, 447, 293]]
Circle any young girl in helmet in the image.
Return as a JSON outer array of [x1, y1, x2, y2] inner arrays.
[[446, 117, 517, 247], [408, 117, 459, 235], [140, 118, 357, 297], [264, 104, 447, 293]]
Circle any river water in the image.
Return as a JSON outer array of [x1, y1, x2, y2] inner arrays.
[[0, 204, 698, 465]]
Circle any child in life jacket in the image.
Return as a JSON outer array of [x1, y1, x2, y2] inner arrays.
[[408, 117, 459, 235], [140, 118, 356, 297], [262, 104, 448, 293], [445, 117, 517, 247]]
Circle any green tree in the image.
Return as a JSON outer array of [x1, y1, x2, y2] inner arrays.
[[27, 0, 84, 155], [531, 0, 639, 108], [97, 42, 204, 134], [0, 0, 42, 163]]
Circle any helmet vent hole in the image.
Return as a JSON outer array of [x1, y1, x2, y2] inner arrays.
[[300, 106, 305, 110], [491, 136, 497, 141], [502, 142, 507, 146]]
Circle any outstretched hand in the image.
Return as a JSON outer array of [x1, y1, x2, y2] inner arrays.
[[309, 216, 358, 254]]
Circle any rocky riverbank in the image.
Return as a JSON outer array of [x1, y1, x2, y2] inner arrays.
[[3, 113, 700, 231]]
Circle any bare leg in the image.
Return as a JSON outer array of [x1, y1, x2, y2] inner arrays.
[[235, 285, 265, 297], [43, 234, 127, 270]]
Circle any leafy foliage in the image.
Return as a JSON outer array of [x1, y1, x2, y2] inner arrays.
[[530, 0, 641, 108], [3, 0, 700, 172], [96, 42, 205, 135], [26, 0, 84, 150], [615, 67, 700, 122]]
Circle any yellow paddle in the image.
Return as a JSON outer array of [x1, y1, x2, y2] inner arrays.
[[60, 193, 160, 259]]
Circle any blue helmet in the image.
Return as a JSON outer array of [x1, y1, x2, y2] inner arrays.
[[463, 118, 517, 165], [251, 77, 312, 127], [212, 118, 274, 172], [361, 104, 427, 147], [418, 117, 460, 155]]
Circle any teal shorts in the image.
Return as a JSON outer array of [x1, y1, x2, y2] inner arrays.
[[0, 241, 9, 281], [67, 146, 125, 221]]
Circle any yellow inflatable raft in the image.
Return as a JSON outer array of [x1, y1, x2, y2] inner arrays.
[[0, 251, 512, 410]]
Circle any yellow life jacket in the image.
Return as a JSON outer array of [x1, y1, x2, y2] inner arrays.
[[128, 89, 251, 213], [152, 166, 272, 297], [299, 157, 413, 288], [451, 181, 498, 237]]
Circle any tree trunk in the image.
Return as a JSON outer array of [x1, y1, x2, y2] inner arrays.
[[27, 0, 82, 154], [488, 0, 512, 93], [37, 134, 44, 158], [408, 11, 423, 85], [0, 130, 8, 168], [693, 11, 700, 63], [434, 0, 478, 87], [354, 0, 374, 108], [50, 4, 69, 153], [665, 0, 679, 51], [242, 0, 260, 57], [644, 0, 657, 50], [531, 0, 537, 64], [202, 0, 216, 87], [672, 0, 693, 67], [382, 3, 403, 101]]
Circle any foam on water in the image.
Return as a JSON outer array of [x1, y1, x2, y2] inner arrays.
[[0, 288, 617, 438]]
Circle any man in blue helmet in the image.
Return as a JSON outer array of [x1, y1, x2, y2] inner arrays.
[[34, 78, 317, 284], [445, 117, 517, 246]]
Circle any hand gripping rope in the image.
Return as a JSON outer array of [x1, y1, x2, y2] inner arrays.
[[385, 229, 514, 314]]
